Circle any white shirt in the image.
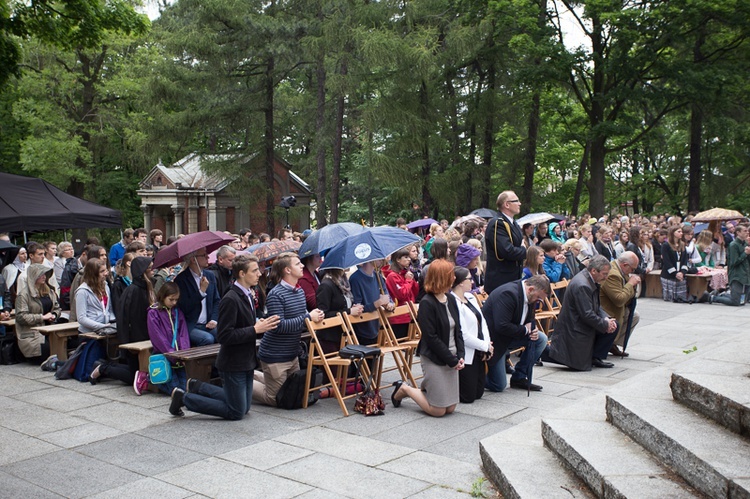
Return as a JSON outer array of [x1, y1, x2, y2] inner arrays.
[[191, 268, 208, 324]]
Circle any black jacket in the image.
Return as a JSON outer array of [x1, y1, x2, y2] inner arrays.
[[595, 240, 616, 261], [417, 293, 465, 367], [482, 280, 535, 366], [316, 278, 351, 343], [485, 215, 526, 294], [660, 243, 690, 281], [216, 284, 258, 372], [208, 263, 233, 297], [116, 257, 153, 344]]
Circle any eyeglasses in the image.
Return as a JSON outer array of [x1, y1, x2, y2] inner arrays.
[[508, 199, 521, 203], [195, 254, 208, 259]]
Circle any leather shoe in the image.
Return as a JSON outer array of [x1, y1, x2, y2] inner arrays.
[[609, 345, 629, 357], [592, 358, 614, 368], [169, 388, 185, 416], [391, 380, 404, 408], [510, 378, 542, 391]]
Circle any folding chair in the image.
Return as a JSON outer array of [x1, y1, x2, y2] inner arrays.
[[344, 310, 417, 389], [473, 291, 489, 308], [379, 303, 423, 380], [303, 314, 361, 417]]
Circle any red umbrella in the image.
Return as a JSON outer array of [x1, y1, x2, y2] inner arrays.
[[248, 240, 302, 262], [153, 231, 235, 268]]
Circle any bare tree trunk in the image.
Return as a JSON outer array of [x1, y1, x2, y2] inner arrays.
[[265, 57, 276, 235], [522, 91, 540, 215], [315, 55, 328, 228], [481, 59, 495, 209], [331, 56, 348, 224], [419, 81, 434, 216], [571, 141, 590, 217]]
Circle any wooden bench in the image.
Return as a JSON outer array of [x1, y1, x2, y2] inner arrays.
[[644, 271, 662, 298], [644, 271, 712, 299], [32, 322, 80, 360], [119, 340, 161, 393], [164, 344, 221, 382]]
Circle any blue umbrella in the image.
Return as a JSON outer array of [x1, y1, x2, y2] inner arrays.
[[319, 227, 420, 270], [298, 222, 366, 258]]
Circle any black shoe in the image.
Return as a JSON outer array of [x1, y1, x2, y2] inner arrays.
[[186, 378, 202, 394], [698, 292, 711, 303], [391, 380, 404, 408], [592, 358, 614, 368], [609, 345, 629, 357], [89, 360, 105, 385], [170, 388, 185, 416], [510, 378, 543, 391]]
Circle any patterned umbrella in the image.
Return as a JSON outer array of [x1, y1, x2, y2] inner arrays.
[[691, 208, 746, 222], [319, 227, 420, 270], [153, 231, 235, 268], [248, 240, 302, 262]]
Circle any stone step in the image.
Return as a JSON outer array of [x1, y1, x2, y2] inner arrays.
[[606, 395, 750, 498], [480, 418, 594, 499], [542, 418, 702, 498], [670, 372, 750, 438]]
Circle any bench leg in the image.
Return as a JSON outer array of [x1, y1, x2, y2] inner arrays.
[[50, 333, 69, 361], [184, 359, 213, 382]]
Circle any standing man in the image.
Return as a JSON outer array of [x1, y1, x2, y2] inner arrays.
[[170, 255, 280, 419], [254, 253, 324, 406], [109, 229, 134, 267], [208, 245, 237, 297], [485, 191, 527, 294], [600, 252, 641, 356], [175, 249, 221, 346], [482, 275, 550, 392], [712, 224, 750, 306], [546, 255, 619, 370]]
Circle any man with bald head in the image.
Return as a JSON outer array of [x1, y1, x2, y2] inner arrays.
[[485, 190, 527, 294], [600, 251, 641, 357]]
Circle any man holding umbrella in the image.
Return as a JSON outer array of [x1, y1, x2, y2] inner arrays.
[[485, 191, 527, 294], [175, 249, 221, 346]]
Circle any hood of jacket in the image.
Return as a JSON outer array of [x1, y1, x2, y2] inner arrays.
[[131, 257, 153, 282], [26, 264, 54, 298]]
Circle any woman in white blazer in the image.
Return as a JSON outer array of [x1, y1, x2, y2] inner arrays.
[[450, 266, 493, 403]]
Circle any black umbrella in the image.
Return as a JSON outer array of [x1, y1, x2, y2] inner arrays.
[[621, 296, 637, 358], [470, 208, 499, 219]]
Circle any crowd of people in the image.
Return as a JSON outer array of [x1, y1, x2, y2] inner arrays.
[[0, 193, 747, 421]]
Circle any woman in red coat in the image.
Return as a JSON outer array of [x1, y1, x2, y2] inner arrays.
[[385, 248, 419, 338]]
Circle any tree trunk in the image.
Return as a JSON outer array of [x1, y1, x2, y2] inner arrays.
[[687, 31, 706, 212], [586, 15, 606, 217], [571, 141, 590, 217], [265, 56, 276, 235], [331, 55, 348, 224], [521, 91, 540, 215], [419, 81, 434, 216], [315, 55, 327, 228], [480, 52, 495, 209]]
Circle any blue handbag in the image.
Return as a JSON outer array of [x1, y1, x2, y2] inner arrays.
[[149, 309, 179, 384]]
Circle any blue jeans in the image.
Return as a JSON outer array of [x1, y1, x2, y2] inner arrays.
[[189, 324, 216, 346], [486, 332, 548, 392], [183, 370, 254, 420], [156, 367, 187, 395], [713, 281, 748, 307]]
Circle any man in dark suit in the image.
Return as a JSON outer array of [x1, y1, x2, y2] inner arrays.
[[170, 254, 280, 419], [175, 248, 221, 346], [482, 275, 550, 392], [485, 191, 527, 294], [546, 255, 618, 370]]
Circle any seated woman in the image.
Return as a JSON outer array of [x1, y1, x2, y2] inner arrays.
[[614, 230, 629, 257], [315, 268, 363, 353], [454, 244, 482, 293], [549, 222, 566, 244], [147, 282, 190, 395], [695, 230, 715, 268], [2, 246, 27, 302], [53, 242, 74, 284], [522, 246, 546, 280], [391, 259, 464, 417], [660, 226, 691, 303], [540, 239, 571, 283], [116, 257, 156, 394], [562, 239, 585, 278], [15, 264, 60, 363], [451, 266, 492, 404], [385, 248, 419, 339]]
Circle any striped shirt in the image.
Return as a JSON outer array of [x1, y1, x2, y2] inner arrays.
[[258, 280, 310, 363]]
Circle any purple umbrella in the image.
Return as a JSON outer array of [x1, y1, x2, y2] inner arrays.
[[248, 240, 302, 263], [153, 231, 235, 268], [406, 218, 438, 231]]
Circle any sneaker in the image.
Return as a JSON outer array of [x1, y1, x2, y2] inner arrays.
[[186, 378, 202, 394], [169, 388, 185, 416], [40, 354, 58, 372], [133, 370, 149, 396]]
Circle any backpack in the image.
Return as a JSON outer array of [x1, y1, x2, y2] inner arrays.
[[275, 368, 322, 410], [0, 337, 20, 365], [72, 340, 105, 382], [55, 341, 87, 380]]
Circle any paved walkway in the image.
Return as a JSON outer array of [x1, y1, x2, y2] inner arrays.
[[1, 298, 746, 498]]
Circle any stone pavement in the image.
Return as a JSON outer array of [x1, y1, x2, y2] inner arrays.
[[0, 298, 743, 498]]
